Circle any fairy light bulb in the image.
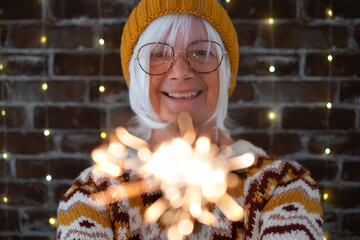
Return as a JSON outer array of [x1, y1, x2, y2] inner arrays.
[[269, 65, 276, 73], [2, 153, 8, 159], [268, 111, 276, 120], [1, 110, 5, 116], [327, 9, 333, 17], [3, 196, 8, 203], [99, 38, 105, 46], [327, 55, 333, 62], [324, 148, 331, 155], [46, 174, 52, 182], [100, 132, 107, 139], [225, 0, 230, 2], [268, 18, 274, 24], [42, 83, 48, 91], [49, 217, 56, 225], [0, 63, 3, 71], [41, 35, 47, 44], [44, 129, 51, 136], [99, 85, 106, 93], [323, 193, 329, 201], [326, 102, 332, 109]]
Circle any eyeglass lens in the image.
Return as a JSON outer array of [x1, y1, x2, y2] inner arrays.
[[137, 41, 224, 75]]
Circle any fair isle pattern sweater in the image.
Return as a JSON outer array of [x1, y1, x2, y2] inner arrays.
[[57, 140, 323, 240]]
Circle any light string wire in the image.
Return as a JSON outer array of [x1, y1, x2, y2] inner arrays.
[[268, 0, 275, 155]]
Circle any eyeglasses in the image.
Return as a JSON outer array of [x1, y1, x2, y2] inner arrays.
[[136, 40, 227, 75]]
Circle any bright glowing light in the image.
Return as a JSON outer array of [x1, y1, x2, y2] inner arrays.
[[323, 235, 328, 240], [99, 85, 105, 93], [226, 0, 231, 2], [268, 111, 276, 120], [268, 18, 274, 24], [100, 131, 107, 139], [46, 174, 52, 182], [0, 64, 3, 70], [327, 9, 333, 17], [323, 193, 329, 200], [2, 153, 8, 159], [326, 102, 332, 109], [41, 36, 47, 44], [269, 65, 275, 73], [325, 148, 331, 155], [178, 219, 194, 236], [44, 129, 51, 136], [1, 110, 5, 116], [3, 197, 8, 203], [49, 217, 56, 225], [42, 83, 48, 91], [327, 55, 333, 62], [99, 38, 105, 46]]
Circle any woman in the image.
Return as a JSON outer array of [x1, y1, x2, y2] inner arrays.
[[57, 0, 323, 239]]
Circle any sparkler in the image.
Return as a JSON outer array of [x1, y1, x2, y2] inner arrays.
[[91, 112, 255, 239]]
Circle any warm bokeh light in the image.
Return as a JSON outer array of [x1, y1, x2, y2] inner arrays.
[[41, 35, 47, 44], [327, 9, 333, 17], [268, 18, 274, 24], [46, 174, 52, 182], [1, 110, 5, 116], [323, 193, 329, 201], [0, 63, 3, 70], [327, 55, 333, 62], [2, 153, 8, 159], [42, 83, 48, 91], [99, 38, 105, 46], [99, 85, 106, 93], [44, 129, 51, 136], [100, 131, 107, 139], [325, 148, 331, 155], [326, 102, 332, 109], [49, 217, 56, 225], [269, 65, 276, 72], [268, 111, 276, 120], [3, 196, 8, 203]]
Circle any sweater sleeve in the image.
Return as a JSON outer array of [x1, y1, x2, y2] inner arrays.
[[56, 168, 117, 240], [258, 161, 323, 240]]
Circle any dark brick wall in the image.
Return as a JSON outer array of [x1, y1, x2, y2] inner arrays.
[[0, 0, 359, 239]]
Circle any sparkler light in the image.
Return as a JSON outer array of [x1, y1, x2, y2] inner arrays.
[[91, 112, 255, 239]]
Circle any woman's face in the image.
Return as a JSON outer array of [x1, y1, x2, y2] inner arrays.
[[149, 25, 219, 127]]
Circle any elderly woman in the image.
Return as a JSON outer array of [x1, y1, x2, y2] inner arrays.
[[56, 0, 323, 239]]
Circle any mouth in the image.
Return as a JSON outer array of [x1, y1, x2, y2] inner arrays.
[[163, 91, 202, 99]]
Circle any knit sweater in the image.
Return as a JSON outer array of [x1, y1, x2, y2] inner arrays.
[[57, 140, 323, 240]]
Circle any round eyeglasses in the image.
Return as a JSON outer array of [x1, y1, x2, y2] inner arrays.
[[136, 40, 227, 75]]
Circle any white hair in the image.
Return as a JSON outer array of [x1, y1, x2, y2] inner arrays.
[[128, 14, 231, 140]]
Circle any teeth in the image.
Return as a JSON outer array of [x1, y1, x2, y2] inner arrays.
[[167, 92, 199, 99]]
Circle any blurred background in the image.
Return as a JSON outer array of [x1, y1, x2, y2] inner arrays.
[[0, 0, 359, 239]]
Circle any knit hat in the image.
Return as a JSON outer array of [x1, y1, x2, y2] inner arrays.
[[120, 0, 239, 95]]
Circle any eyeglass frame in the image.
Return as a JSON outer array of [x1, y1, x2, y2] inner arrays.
[[135, 40, 227, 75]]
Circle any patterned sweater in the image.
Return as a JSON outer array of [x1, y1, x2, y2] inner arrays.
[[57, 140, 323, 240]]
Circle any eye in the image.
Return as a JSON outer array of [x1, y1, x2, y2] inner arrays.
[[194, 49, 210, 57], [151, 51, 166, 58]]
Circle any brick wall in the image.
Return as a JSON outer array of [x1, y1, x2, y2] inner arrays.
[[0, 0, 359, 239]]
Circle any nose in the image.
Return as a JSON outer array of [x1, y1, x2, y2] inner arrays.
[[167, 52, 195, 81]]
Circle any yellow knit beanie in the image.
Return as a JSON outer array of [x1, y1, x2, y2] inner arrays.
[[120, 0, 239, 95]]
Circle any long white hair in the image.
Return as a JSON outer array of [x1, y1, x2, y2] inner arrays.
[[128, 14, 231, 140]]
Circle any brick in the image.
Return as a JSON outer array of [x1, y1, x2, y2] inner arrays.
[[238, 55, 299, 76], [233, 24, 258, 47], [34, 107, 105, 129], [0, 26, 7, 46], [2, 55, 47, 76], [322, 211, 337, 233], [298, 159, 337, 181], [308, 133, 360, 155], [232, 133, 269, 152], [1, 0, 41, 19], [102, 0, 137, 18], [16, 158, 92, 180], [257, 81, 336, 103], [54, 53, 122, 76], [229, 108, 271, 129], [8, 81, 86, 102], [260, 25, 347, 49], [0, 159, 10, 178], [340, 81, 360, 104], [0, 132, 54, 154], [341, 160, 360, 181], [52, 0, 98, 18], [0, 82, 8, 100], [109, 106, 135, 128], [282, 107, 355, 130], [320, 186, 360, 208], [305, 54, 360, 77], [342, 213, 360, 234], [22, 208, 57, 231], [222, 0, 296, 19], [102, 24, 125, 49], [305, 0, 360, 19], [90, 80, 129, 102], [0, 182, 47, 205], [61, 133, 102, 154], [229, 82, 255, 103], [7, 25, 93, 49], [0, 209, 19, 231], [0, 107, 26, 128]]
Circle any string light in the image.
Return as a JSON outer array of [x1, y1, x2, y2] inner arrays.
[[99, 85, 106, 93], [2, 153, 8, 159], [40, 35, 47, 44], [326, 102, 332, 109], [1, 110, 5, 116], [100, 132, 107, 139], [323, 193, 329, 201], [0, 63, 3, 71], [327, 55, 333, 62], [268, 111, 276, 120], [49, 217, 56, 225], [46, 174, 52, 182], [44, 129, 51, 136], [225, 0, 231, 2], [327, 9, 333, 17], [324, 148, 331, 155], [269, 65, 275, 73], [322, 235, 328, 240], [99, 38, 105, 46], [42, 83, 48, 91], [3, 196, 8, 203], [268, 18, 274, 25]]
